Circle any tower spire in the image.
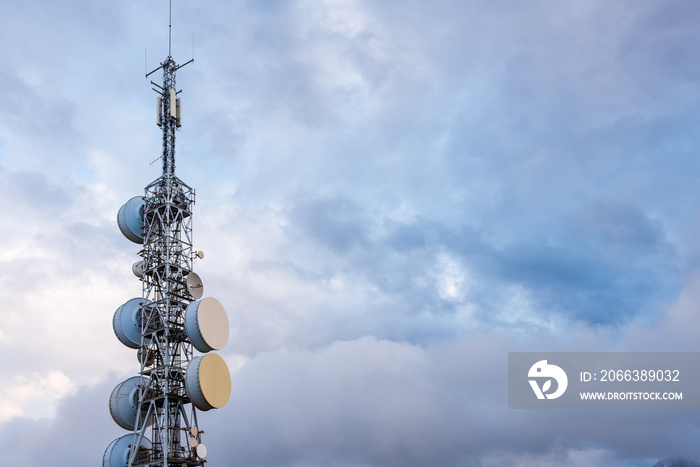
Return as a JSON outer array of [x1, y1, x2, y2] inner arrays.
[[146, 0, 193, 180]]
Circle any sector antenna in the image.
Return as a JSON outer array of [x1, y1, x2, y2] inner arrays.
[[105, 3, 231, 466]]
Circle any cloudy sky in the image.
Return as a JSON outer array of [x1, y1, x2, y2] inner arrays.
[[1, 0, 700, 466]]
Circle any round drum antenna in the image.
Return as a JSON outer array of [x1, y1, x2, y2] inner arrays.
[[184, 297, 229, 353]]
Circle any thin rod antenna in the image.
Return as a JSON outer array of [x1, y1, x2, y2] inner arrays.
[[169, 0, 172, 56]]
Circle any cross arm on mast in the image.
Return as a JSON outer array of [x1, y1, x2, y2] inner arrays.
[[146, 64, 164, 78]]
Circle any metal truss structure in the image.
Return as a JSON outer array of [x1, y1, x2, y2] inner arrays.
[[126, 54, 204, 467]]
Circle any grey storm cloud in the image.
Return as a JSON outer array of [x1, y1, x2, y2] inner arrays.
[[278, 193, 678, 333], [7, 330, 700, 467]]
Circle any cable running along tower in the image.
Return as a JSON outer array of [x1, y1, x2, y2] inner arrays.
[[105, 4, 232, 466]]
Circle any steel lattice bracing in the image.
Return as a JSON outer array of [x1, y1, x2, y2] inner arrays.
[[128, 56, 204, 467]]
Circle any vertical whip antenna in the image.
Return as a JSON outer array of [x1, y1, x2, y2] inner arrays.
[[168, 0, 172, 57]]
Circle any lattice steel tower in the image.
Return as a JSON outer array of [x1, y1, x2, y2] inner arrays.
[[105, 5, 231, 466]]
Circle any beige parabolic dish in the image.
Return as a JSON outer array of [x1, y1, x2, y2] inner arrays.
[[196, 298, 229, 351], [197, 353, 231, 409]]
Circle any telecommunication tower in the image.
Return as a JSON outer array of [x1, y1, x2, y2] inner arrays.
[[104, 4, 232, 466]]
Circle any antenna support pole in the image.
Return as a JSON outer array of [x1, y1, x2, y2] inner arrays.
[[160, 56, 177, 179], [168, 0, 172, 57]]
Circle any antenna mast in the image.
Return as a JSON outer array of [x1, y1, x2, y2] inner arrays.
[[105, 2, 230, 467], [169, 0, 172, 57]]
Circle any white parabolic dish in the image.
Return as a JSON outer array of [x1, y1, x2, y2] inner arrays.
[[132, 260, 144, 278], [186, 271, 204, 299]]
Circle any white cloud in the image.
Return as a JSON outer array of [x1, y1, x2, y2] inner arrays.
[[434, 251, 468, 302], [0, 371, 77, 422]]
